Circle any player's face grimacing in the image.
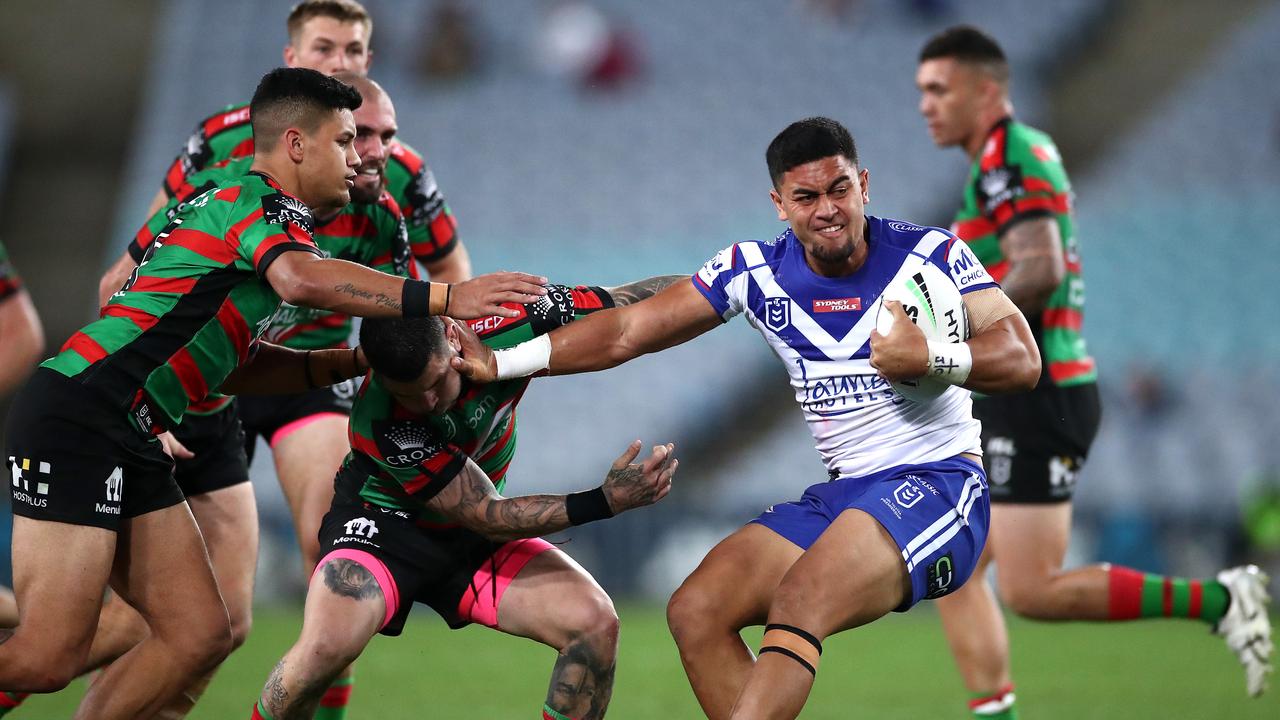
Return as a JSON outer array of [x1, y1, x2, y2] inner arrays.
[[770, 155, 870, 276], [916, 58, 983, 148], [285, 17, 372, 76], [298, 108, 360, 211], [350, 93, 397, 204]]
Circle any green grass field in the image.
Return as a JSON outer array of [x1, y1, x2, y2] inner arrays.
[[21, 603, 1279, 718]]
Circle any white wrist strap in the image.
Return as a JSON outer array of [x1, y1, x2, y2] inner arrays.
[[925, 340, 973, 386], [494, 334, 552, 380]]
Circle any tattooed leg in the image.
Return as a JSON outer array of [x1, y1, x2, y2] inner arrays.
[[257, 558, 384, 719], [545, 640, 617, 720]]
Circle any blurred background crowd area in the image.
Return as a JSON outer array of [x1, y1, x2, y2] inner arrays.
[[2, 0, 1279, 600]]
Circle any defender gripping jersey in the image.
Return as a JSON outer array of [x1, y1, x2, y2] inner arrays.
[[693, 217, 998, 479], [338, 285, 613, 525], [164, 102, 459, 265], [951, 117, 1095, 386], [0, 239, 22, 302], [45, 172, 321, 429]]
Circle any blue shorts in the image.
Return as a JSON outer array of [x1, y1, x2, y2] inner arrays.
[[751, 455, 989, 610]]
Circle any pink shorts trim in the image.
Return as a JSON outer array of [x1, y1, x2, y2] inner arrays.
[[314, 548, 401, 631], [269, 412, 348, 448], [456, 537, 555, 627]]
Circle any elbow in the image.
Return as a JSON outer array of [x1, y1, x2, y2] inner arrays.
[[272, 267, 323, 308], [1015, 346, 1042, 392]]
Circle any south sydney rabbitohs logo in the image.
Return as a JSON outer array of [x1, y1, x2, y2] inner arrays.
[[261, 193, 315, 233], [763, 297, 791, 332], [374, 420, 443, 467]]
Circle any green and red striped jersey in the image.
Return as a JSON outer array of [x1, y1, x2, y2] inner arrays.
[[337, 285, 614, 525], [163, 102, 458, 266], [951, 117, 1096, 387], [45, 172, 321, 430], [0, 239, 22, 302]]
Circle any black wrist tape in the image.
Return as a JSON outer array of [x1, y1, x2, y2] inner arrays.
[[402, 278, 432, 317], [565, 487, 614, 526]]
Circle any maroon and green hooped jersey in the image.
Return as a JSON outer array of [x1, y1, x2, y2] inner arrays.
[[338, 285, 613, 525], [163, 102, 459, 266], [950, 117, 1096, 387], [45, 172, 321, 430], [0, 239, 22, 302]]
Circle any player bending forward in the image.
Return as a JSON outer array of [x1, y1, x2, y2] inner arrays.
[[455, 117, 1041, 719], [251, 277, 683, 720]]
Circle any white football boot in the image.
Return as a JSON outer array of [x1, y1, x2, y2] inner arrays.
[[1214, 565, 1273, 697]]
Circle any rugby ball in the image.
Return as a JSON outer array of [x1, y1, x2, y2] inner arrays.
[[875, 263, 969, 402]]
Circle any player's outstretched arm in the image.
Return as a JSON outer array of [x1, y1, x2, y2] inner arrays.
[[264, 250, 547, 320], [454, 278, 721, 382], [870, 288, 1039, 394], [427, 441, 677, 542], [219, 343, 366, 396]]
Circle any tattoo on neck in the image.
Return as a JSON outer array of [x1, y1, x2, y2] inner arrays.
[[321, 558, 383, 601]]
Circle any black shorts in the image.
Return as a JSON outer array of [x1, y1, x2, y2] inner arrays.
[[975, 381, 1101, 504], [238, 379, 358, 463], [171, 402, 250, 497], [5, 368, 184, 530], [315, 498, 553, 636]]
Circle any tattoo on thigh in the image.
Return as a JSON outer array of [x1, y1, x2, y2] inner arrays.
[[545, 641, 616, 720], [322, 559, 383, 601]]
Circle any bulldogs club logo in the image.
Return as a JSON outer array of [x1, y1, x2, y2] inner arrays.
[[764, 297, 791, 332]]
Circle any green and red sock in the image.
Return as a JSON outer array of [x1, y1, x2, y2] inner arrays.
[[250, 700, 273, 719], [969, 684, 1016, 719], [314, 675, 354, 720], [1107, 566, 1230, 622], [0, 692, 29, 717], [543, 704, 579, 720]]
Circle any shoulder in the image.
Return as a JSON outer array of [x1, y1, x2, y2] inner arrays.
[[198, 101, 253, 137], [388, 139, 425, 173], [225, 177, 315, 235], [872, 216, 952, 255]]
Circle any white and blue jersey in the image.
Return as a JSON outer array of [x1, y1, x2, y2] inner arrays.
[[692, 215, 999, 480], [691, 215, 1001, 608]]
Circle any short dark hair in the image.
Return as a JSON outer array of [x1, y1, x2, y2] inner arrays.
[[765, 117, 858, 187], [287, 0, 373, 44], [919, 25, 1009, 84], [250, 67, 363, 151], [358, 316, 448, 383]]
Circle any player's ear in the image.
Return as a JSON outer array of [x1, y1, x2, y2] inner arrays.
[[285, 128, 306, 163], [859, 168, 870, 204], [444, 319, 463, 352], [770, 189, 788, 222], [283, 43, 297, 67]]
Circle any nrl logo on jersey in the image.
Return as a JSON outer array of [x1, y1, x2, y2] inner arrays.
[[262, 193, 315, 233], [763, 297, 791, 332]]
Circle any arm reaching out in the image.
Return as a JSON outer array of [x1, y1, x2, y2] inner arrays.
[[219, 343, 367, 396], [426, 441, 677, 541], [265, 250, 549, 320], [453, 278, 721, 382]]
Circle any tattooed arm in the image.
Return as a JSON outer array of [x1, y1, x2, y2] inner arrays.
[[602, 274, 689, 307], [426, 440, 677, 541], [264, 250, 548, 320]]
